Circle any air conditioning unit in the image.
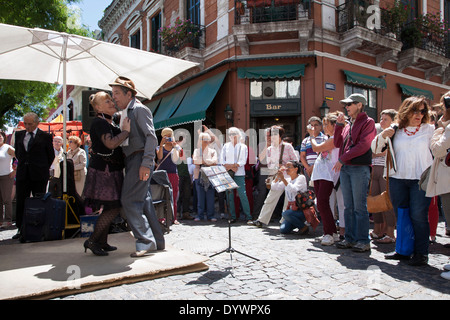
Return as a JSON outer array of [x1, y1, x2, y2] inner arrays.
[[262, 81, 275, 99]]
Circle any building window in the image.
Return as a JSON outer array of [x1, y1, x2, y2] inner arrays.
[[187, 0, 201, 25], [151, 12, 161, 52], [130, 29, 141, 49], [344, 84, 377, 119], [250, 79, 300, 100]]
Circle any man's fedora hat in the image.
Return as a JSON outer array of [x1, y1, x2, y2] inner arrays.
[[109, 76, 137, 95]]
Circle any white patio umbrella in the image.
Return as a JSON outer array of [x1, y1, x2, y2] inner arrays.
[[0, 23, 197, 194]]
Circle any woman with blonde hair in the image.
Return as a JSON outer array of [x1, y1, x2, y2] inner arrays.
[[67, 135, 87, 197], [156, 127, 181, 224], [82, 91, 130, 256], [193, 132, 218, 221], [373, 96, 434, 266]]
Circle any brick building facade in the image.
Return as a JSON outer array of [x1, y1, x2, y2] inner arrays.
[[96, 0, 450, 146]]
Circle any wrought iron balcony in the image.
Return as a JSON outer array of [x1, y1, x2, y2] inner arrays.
[[337, 1, 399, 39], [235, 0, 311, 25], [400, 20, 449, 58], [161, 24, 205, 57]]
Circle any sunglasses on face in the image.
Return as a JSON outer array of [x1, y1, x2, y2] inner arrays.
[[345, 102, 356, 107], [411, 108, 428, 115]]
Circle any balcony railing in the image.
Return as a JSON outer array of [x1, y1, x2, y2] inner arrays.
[[337, 0, 450, 57], [235, 0, 311, 25], [162, 24, 205, 56], [401, 20, 449, 58], [337, 1, 399, 39]]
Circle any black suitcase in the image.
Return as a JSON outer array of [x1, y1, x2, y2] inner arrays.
[[21, 193, 66, 242]]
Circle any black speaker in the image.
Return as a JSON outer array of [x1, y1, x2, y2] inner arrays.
[[81, 90, 101, 133]]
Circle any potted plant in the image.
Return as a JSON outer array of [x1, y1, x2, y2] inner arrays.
[[380, 0, 409, 36], [400, 12, 449, 53], [159, 18, 201, 50]]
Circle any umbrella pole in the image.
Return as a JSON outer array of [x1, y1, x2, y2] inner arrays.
[[62, 37, 67, 195], [61, 37, 80, 237]]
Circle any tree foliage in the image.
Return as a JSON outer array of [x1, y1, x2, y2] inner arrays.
[[0, 0, 92, 128]]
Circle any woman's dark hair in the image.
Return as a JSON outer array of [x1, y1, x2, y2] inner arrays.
[[289, 160, 303, 174], [0, 131, 6, 142]]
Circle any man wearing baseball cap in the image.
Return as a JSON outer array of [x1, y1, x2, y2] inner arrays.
[[110, 76, 164, 257], [332, 93, 376, 253]]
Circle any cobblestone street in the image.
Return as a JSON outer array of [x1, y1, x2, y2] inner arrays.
[[45, 217, 450, 300]]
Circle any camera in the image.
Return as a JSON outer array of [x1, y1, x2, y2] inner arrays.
[[165, 137, 173, 142], [444, 96, 450, 110]]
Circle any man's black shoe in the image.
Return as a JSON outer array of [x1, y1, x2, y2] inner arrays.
[[385, 252, 410, 260], [12, 232, 21, 240], [408, 254, 428, 266]]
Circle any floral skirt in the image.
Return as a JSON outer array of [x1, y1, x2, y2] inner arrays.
[[82, 166, 123, 210]]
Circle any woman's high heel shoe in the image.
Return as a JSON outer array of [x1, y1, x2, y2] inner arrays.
[[101, 243, 117, 252], [84, 240, 108, 256]]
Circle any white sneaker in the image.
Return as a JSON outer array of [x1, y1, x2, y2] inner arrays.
[[440, 271, 450, 280], [443, 264, 450, 271], [321, 234, 335, 246]]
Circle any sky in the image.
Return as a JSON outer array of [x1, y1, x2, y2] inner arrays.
[[71, 0, 113, 31]]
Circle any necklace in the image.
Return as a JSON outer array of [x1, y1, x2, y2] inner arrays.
[[404, 125, 421, 136]]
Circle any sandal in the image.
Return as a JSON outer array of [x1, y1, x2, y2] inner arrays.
[[375, 235, 395, 244], [370, 232, 384, 240]]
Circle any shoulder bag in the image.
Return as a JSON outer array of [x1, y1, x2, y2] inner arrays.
[[367, 143, 393, 213]]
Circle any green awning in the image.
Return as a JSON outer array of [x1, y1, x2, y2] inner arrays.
[[157, 71, 228, 129], [145, 98, 161, 114], [399, 84, 434, 100], [237, 64, 305, 79], [343, 70, 387, 89], [153, 88, 188, 130]]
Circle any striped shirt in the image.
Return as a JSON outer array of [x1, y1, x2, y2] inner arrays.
[[300, 132, 328, 166]]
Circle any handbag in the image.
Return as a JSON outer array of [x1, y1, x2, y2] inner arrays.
[[418, 165, 431, 192], [445, 150, 450, 167], [367, 143, 393, 214], [302, 207, 320, 231], [295, 189, 316, 210], [74, 170, 81, 181], [395, 207, 415, 256]]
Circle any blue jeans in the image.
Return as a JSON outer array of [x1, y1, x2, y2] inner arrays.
[[226, 175, 252, 220], [340, 165, 371, 245], [389, 178, 431, 256], [280, 209, 306, 234], [195, 180, 216, 220]]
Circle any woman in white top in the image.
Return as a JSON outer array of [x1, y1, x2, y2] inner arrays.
[[67, 135, 87, 197], [372, 96, 434, 266], [309, 112, 342, 245], [220, 127, 252, 222], [0, 131, 15, 228], [193, 132, 218, 221], [278, 161, 308, 234]]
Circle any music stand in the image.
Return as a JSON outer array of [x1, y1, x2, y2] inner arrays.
[[203, 166, 259, 270], [209, 190, 259, 264], [210, 219, 259, 261]]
